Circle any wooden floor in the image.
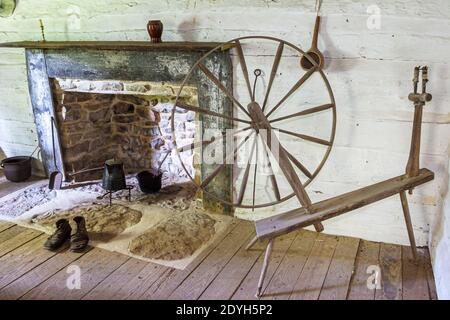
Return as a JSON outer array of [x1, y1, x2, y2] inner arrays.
[[0, 218, 437, 300]]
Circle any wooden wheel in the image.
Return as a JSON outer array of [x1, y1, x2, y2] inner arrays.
[[171, 36, 336, 210]]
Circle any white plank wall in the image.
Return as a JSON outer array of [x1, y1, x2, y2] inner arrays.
[[0, 0, 448, 298]]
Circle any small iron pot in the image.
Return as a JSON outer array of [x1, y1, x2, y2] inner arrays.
[[102, 159, 126, 191], [137, 170, 162, 194], [1, 156, 32, 182]]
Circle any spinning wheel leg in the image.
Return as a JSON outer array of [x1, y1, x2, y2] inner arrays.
[[256, 238, 274, 298], [245, 236, 258, 250], [399, 191, 418, 260]]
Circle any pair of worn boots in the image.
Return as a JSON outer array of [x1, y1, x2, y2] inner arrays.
[[44, 216, 89, 252]]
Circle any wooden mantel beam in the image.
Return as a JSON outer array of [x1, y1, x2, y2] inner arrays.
[[0, 41, 235, 51]]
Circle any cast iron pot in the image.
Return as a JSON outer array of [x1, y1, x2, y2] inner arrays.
[[1, 156, 32, 182], [137, 170, 162, 194]]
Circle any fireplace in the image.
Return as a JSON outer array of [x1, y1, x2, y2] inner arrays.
[[25, 43, 234, 213]]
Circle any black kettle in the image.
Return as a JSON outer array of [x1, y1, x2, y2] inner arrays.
[[102, 159, 126, 191]]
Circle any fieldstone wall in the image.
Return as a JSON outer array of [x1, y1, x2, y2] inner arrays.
[[51, 79, 196, 183]]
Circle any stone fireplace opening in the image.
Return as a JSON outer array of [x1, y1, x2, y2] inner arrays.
[[51, 78, 197, 185]]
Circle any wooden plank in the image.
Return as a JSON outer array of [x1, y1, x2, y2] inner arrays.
[[82, 258, 148, 300], [347, 240, 380, 300], [0, 234, 57, 291], [199, 231, 263, 300], [319, 236, 360, 300], [256, 168, 434, 239], [139, 219, 240, 300], [375, 243, 402, 300], [0, 221, 15, 233], [402, 246, 429, 300], [231, 231, 298, 300], [0, 247, 92, 300], [103, 263, 168, 300], [0, 225, 27, 243], [422, 248, 438, 300], [0, 227, 42, 258], [21, 248, 128, 300], [262, 230, 317, 300], [289, 233, 339, 300], [168, 221, 254, 300], [0, 41, 235, 51]]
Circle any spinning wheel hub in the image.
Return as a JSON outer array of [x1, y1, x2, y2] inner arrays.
[[247, 102, 269, 132]]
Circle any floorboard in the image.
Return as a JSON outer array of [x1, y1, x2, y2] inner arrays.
[[199, 231, 263, 300], [347, 240, 380, 300], [422, 248, 438, 300], [0, 227, 42, 258], [402, 246, 429, 300], [0, 234, 57, 291], [21, 248, 128, 300], [0, 222, 438, 300], [231, 231, 298, 300], [0, 221, 15, 233], [0, 247, 92, 300], [375, 243, 402, 300], [289, 233, 339, 300], [261, 230, 317, 300], [82, 258, 149, 300], [319, 236, 360, 300]]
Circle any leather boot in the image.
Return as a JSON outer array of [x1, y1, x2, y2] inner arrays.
[[44, 219, 71, 251], [70, 216, 89, 252]]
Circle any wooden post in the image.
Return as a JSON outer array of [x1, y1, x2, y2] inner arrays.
[[399, 191, 418, 260], [405, 66, 432, 179], [245, 236, 258, 251], [256, 238, 274, 298]]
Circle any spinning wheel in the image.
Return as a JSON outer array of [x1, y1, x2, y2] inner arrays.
[[171, 37, 434, 299], [171, 36, 336, 212]]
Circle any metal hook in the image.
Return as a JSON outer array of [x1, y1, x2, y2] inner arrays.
[[252, 69, 262, 101]]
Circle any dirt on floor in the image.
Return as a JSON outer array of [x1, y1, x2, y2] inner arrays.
[[31, 203, 142, 241], [129, 211, 216, 261]]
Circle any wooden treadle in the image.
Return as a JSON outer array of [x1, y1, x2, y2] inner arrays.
[[255, 168, 434, 239]]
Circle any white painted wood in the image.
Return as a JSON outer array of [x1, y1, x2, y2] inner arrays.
[[0, 1, 448, 254]]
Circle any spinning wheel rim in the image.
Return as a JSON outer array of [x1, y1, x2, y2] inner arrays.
[[171, 35, 336, 209]]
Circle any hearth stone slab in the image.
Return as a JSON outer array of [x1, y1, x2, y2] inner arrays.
[[129, 211, 216, 261]]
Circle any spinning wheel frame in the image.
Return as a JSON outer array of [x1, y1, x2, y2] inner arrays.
[[171, 36, 336, 210]]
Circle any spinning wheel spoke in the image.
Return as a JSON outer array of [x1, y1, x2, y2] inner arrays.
[[197, 63, 251, 118], [252, 137, 259, 209], [269, 103, 334, 124], [284, 149, 313, 179], [262, 42, 284, 112], [266, 66, 317, 118], [237, 136, 258, 205], [200, 131, 254, 189], [177, 126, 252, 153], [235, 40, 254, 101], [175, 101, 251, 124], [260, 135, 282, 201], [275, 127, 331, 146]]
